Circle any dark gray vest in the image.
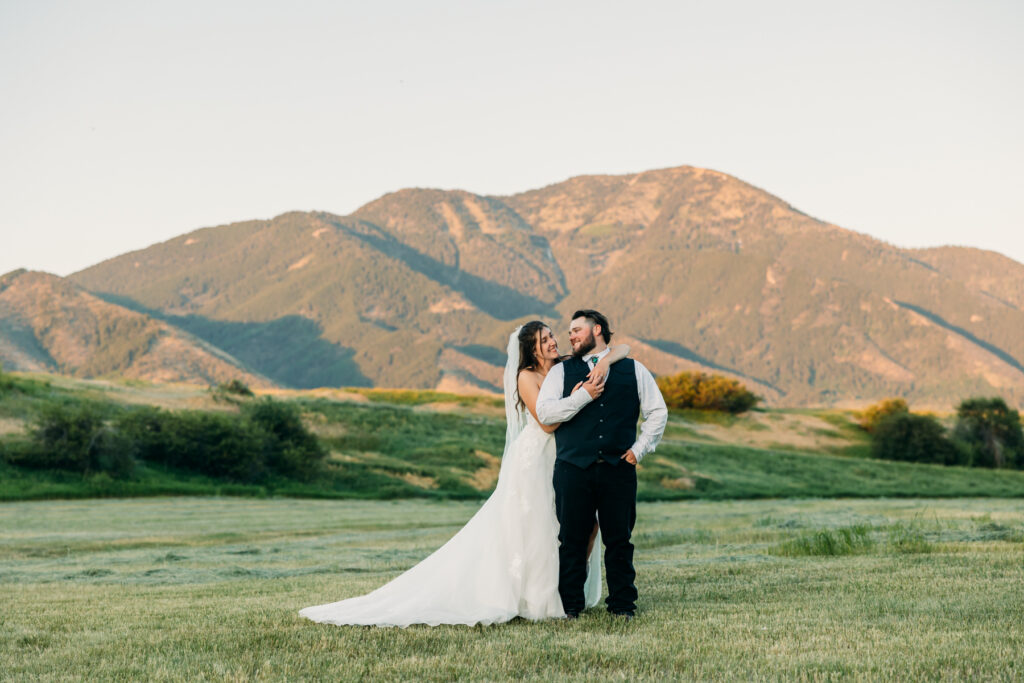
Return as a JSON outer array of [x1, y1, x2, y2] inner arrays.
[[554, 356, 640, 468]]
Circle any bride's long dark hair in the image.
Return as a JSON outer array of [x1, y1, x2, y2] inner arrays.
[[515, 321, 562, 409]]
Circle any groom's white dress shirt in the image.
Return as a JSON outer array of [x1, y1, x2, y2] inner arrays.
[[536, 348, 668, 462]]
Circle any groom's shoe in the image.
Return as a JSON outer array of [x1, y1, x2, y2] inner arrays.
[[564, 612, 580, 620], [611, 611, 634, 622]]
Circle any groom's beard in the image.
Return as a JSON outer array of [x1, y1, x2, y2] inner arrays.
[[572, 332, 596, 359]]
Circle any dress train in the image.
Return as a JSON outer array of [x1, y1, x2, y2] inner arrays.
[[299, 415, 601, 627]]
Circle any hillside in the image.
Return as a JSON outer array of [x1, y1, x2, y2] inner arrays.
[[912, 246, 1024, 310], [2, 374, 1023, 502], [53, 165, 1024, 407], [0, 270, 267, 387]]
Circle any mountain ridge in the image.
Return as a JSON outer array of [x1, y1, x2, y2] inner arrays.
[[0, 269, 270, 387], [2, 164, 1018, 407]]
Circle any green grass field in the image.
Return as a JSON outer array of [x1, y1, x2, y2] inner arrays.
[[3, 375, 1024, 677], [2, 497, 1022, 680]]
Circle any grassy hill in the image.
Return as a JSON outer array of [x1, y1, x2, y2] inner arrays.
[[11, 164, 1019, 407], [1, 373, 1022, 502]]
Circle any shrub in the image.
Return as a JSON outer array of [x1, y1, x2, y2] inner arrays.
[[0, 364, 42, 396], [117, 406, 178, 467], [858, 398, 909, 433], [119, 409, 265, 482], [175, 412, 267, 482], [870, 412, 965, 465], [242, 399, 327, 480], [17, 402, 136, 478], [217, 379, 254, 397], [655, 372, 759, 413], [953, 397, 1024, 469], [211, 379, 256, 405], [116, 399, 326, 483]]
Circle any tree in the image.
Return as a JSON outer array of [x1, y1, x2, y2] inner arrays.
[[858, 398, 909, 433], [953, 397, 1024, 469], [870, 412, 965, 465]]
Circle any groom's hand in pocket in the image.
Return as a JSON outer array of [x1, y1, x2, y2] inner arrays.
[[621, 449, 638, 466]]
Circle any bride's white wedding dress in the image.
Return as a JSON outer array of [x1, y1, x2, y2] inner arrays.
[[299, 412, 601, 627], [299, 329, 601, 627]]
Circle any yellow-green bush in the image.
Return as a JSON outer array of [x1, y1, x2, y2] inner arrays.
[[858, 398, 909, 433], [655, 372, 759, 414]]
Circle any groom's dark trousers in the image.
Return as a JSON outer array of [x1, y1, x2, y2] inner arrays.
[[553, 357, 641, 615]]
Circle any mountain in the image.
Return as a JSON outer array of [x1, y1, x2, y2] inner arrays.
[[66, 212, 514, 391], [911, 246, 1024, 310], [52, 165, 1024, 407], [352, 189, 567, 315], [0, 269, 268, 386], [502, 166, 1024, 405]]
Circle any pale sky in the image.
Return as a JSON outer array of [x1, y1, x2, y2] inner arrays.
[[2, 0, 1022, 277]]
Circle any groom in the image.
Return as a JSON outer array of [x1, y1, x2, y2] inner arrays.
[[536, 310, 667, 619]]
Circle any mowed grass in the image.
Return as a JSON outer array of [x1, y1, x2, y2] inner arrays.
[[2, 497, 1023, 680]]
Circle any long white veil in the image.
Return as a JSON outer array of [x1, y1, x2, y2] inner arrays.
[[502, 326, 527, 463]]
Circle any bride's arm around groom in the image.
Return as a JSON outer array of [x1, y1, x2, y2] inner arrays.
[[535, 351, 667, 465]]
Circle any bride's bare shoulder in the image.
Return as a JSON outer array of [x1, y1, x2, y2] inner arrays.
[[517, 368, 543, 387]]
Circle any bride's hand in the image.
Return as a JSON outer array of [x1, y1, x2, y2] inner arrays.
[[572, 380, 602, 398], [588, 358, 611, 385], [575, 378, 604, 399]]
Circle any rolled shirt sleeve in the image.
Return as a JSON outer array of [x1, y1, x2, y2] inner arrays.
[[536, 362, 594, 425], [629, 360, 668, 462]]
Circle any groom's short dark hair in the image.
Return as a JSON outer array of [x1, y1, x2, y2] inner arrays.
[[572, 309, 613, 344]]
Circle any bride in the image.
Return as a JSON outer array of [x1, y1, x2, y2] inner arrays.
[[299, 321, 631, 627]]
